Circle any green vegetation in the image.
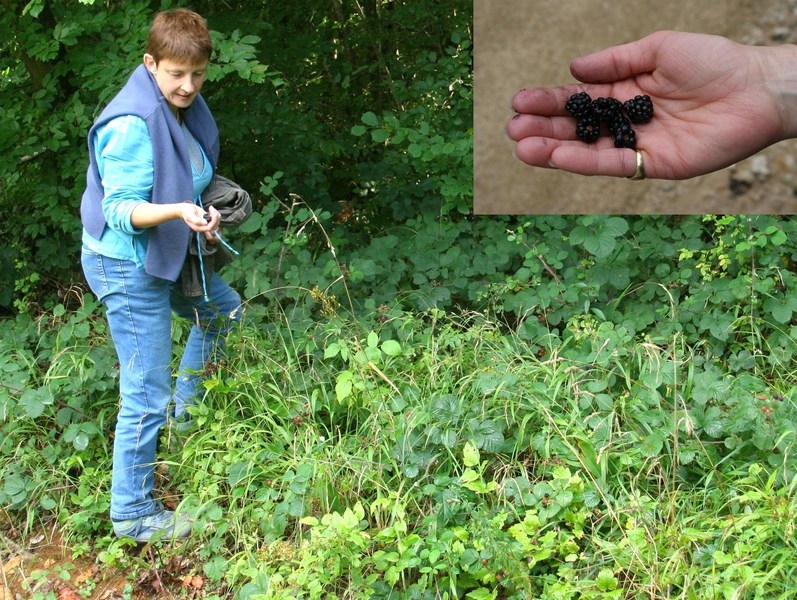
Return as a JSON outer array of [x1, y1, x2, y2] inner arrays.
[[3, 0, 797, 598], [3, 213, 797, 597]]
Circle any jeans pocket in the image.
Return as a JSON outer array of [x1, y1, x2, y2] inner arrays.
[[81, 247, 109, 300]]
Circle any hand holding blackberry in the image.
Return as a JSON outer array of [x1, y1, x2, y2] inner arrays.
[[507, 30, 797, 179]]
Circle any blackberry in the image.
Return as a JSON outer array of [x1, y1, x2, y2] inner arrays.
[[609, 114, 636, 148], [576, 114, 600, 143], [590, 97, 622, 123], [565, 91, 592, 118], [623, 94, 654, 124]]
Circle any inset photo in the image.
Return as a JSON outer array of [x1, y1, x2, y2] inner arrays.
[[475, 0, 797, 213]]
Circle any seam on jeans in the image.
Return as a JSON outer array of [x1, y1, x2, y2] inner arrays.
[[116, 259, 152, 515], [116, 262, 143, 405]]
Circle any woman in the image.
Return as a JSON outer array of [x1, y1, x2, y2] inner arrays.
[[80, 8, 240, 542]]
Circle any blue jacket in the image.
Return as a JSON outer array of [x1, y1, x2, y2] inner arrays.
[[80, 64, 219, 282]]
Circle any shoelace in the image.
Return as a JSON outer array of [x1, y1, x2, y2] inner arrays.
[[143, 509, 175, 529]]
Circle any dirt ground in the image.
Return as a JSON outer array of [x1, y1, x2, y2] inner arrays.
[[475, 0, 797, 213]]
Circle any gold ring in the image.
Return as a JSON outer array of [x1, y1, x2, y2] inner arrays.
[[628, 150, 645, 181], [627, 149, 646, 180]]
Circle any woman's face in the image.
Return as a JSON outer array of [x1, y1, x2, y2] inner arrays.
[[143, 54, 208, 116]]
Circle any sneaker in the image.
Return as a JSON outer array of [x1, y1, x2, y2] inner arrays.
[[113, 505, 193, 543]]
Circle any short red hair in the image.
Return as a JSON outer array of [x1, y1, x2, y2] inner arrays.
[[146, 8, 212, 64]]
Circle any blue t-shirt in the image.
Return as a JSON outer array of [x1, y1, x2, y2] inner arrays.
[[82, 115, 213, 269]]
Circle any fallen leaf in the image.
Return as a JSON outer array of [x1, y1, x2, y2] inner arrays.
[[58, 587, 81, 600], [74, 564, 99, 584], [181, 574, 206, 589], [2, 555, 22, 576]]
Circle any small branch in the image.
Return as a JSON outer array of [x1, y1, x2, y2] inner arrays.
[[0, 532, 34, 559], [20, 149, 48, 164], [536, 251, 561, 285]]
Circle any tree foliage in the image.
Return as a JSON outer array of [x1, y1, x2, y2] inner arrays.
[[0, 0, 472, 313], [2, 1, 795, 371]]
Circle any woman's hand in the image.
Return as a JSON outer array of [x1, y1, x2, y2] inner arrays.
[[180, 204, 220, 242], [506, 31, 797, 179]]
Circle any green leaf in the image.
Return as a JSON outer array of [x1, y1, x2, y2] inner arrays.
[[40, 495, 57, 511], [381, 339, 401, 356], [692, 369, 729, 405], [19, 387, 53, 419], [571, 217, 629, 258], [604, 216, 629, 237], [324, 342, 341, 359], [678, 449, 697, 464], [465, 588, 497, 600], [469, 419, 504, 452], [203, 503, 224, 522], [228, 461, 252, 487], [702, 407, 724, 438], [240, 35, 261, 45], [582, 489, 601, 508], [713, 550, 733, 565], [351, 125, 367, 137], [596, 568, 618, 591], [641, 431, 664, 457], [441, 428, 457, 449], [22, 0, 45, 17], [203, 555, 227, 582], [361, 111, 379, 127], [768, 227, 787, 245], [3, 475, 35, 506], [371, 129, 389, 143], [556, 490, 574, 507], [367, 331, 379, 348], [336, 371, 354, 402], [576, 438, 600, 478], [463, 441, 480, 467], [73, 432, 90, 451], [763, 296, 795, 325], [430, 394, 462, 423]]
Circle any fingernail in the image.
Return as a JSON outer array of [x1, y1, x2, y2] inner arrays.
[[548, 159, 557, 169], [513, 148, 518, 160]]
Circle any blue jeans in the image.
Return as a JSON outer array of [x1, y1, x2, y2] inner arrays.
[[81, 247, 241, 521]]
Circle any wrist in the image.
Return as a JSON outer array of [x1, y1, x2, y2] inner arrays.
[[759, 44, 797, 140], [130, 202, 185, 228]]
